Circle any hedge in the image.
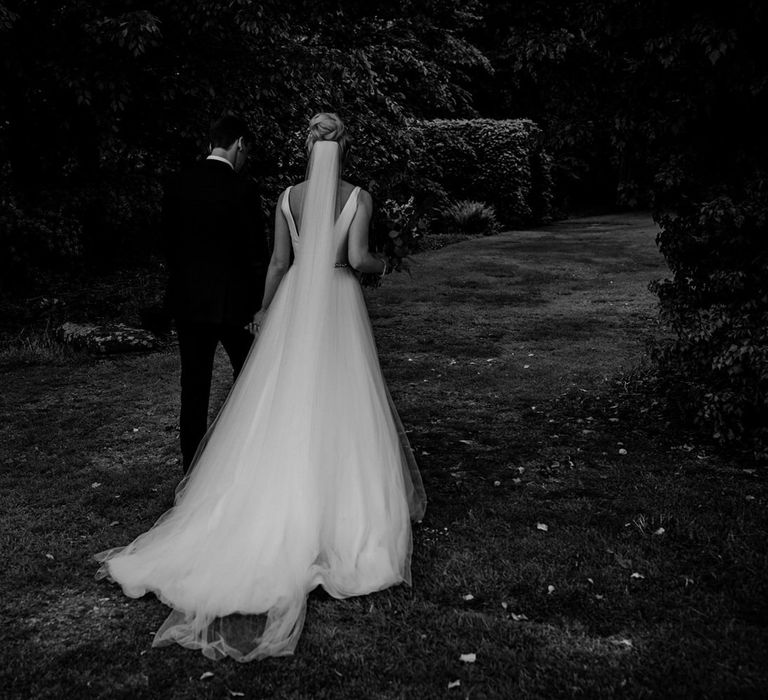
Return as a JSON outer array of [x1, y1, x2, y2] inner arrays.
[[404, 118, 553, 227]]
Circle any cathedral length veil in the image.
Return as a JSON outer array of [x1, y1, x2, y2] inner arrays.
[[95, 140, 426, 662]]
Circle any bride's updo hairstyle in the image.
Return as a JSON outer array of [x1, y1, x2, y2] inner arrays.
[[305, 112, 351, 158]]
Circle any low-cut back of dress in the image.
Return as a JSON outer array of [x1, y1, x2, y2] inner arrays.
[[281, 183, 360, 264], [96, 182, 426, 662]]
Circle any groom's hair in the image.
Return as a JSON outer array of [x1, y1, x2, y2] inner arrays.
[[209, 115, 252, 149]]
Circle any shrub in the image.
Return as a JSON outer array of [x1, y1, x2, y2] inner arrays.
[[0, 169, 163, 293], [405, 118, 553, 228], [651, 178, 768, 458], [0, 189, 84, 291], [441, 200, 501, 236]]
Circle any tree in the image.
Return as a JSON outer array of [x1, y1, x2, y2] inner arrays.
[[0, 0, 489, 284]]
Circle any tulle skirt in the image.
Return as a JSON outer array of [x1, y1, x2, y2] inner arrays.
[[95, 266, 426, 661]]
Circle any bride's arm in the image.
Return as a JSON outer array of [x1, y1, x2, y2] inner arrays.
[[257, 192, 292, 314], [348, 190, 387, 275]]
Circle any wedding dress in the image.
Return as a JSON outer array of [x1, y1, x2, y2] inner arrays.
[[95, 141, 426, 662]]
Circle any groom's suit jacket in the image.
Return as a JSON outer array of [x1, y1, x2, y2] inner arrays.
[[161, 158, 269, 326]]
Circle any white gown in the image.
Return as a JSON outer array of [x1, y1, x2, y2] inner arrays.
[[96, 184, 426, 662]]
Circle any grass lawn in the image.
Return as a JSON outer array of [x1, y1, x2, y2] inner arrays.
[[1, 213, 767, 698]]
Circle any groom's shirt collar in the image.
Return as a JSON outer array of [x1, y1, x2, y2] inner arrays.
[[206, 155, 234, 170]]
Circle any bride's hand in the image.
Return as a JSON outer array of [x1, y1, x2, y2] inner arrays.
[[397, 258, 412, 276], [247, 309, 266, 335]]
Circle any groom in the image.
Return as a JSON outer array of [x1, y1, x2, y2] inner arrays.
[[162, 114, 269, 473]]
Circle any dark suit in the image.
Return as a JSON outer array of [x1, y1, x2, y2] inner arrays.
[[162, 157, 269, 471]]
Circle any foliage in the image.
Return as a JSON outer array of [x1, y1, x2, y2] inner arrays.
[[470, 0, 641, 207], [406, 118, 553, 227], [441, 200, 500, 236], [652, 183, 768, 458], [0, 170, 84, 290], [641, 3, 768, 458], [0, 0, 490, 290], [0, 168, 163, 291], [470, 1, 766, 209]]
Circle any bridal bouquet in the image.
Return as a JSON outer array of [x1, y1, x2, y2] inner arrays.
[[360, 197, 419, 288]]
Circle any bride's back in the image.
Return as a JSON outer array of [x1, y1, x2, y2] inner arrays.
[[285, 179, 359, 231]]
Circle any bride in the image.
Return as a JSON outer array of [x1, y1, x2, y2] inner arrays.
[[96, 112, 427, 662]]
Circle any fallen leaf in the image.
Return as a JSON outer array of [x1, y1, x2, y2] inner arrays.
[[613, 638, 633, 648], [200, 672, 214, 680], [587, 578, 594, 584], [510, 612, 529, 621], [109, 521, 120, 527], [91, 482, 102, 488], [746, 495, 755, 501], [462, 593, 474, 601], [653, 527, 665, 536], [229, 692, 245, 698], [45, 553, 54, 560], [523, 364, 531, 369], [618, 448, 628, 455], [448, 680, 461, 689], [459, 653, 476, 663], [630, 572, 645, 580], [536, 522, 549, 532], [547, 585, 555, 594], [458, 439, 473, 445], [493, 480, 501, 486], [613, 552, 632, 569]]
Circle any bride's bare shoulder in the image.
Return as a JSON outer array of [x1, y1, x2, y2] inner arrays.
[[283, 180, 369, 206], [340, 180, 370, 200]]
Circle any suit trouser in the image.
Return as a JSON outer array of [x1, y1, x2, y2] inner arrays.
[[176, 320, 254, 472]]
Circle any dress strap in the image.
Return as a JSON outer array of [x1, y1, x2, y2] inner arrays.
[[335, 186, 361, 233], [283, 185, 360, 239], [281, 186, 299, 240]]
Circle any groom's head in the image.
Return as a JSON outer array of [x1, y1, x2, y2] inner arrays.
[[209, 115, 252, 172]]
